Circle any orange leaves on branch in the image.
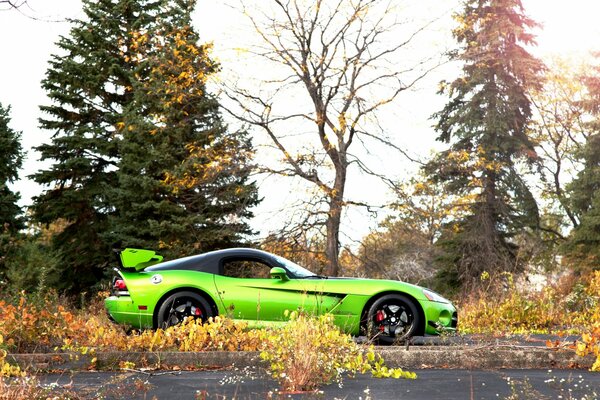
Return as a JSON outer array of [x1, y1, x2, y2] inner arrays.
[[125, 27, 212, 114], [162, 139, 249, 194], [0, 293, 121, 353]]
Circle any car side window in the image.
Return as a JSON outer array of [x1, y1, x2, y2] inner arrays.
[[221, 259, 272, 279]]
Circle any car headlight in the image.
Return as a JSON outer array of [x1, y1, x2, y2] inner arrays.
[[422, 288, 450, 304]]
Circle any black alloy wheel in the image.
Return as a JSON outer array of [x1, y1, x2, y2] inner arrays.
[[156, 291, 213, 329], [366, 294, 421, 345]]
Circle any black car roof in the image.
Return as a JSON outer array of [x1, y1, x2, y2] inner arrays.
[[144, 247, 279, 274]]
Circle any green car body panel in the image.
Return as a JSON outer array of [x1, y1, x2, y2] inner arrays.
[[105, 248, 457, 337]]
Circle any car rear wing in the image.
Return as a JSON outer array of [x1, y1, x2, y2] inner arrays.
[[116, 248, 163, 271]]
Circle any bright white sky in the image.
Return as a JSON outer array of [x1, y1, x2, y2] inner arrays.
[[1, 0, 599, 242]]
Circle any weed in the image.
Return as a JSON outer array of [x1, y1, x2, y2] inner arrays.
[[459, 271, 600, 336], [0, 375, 84, 400], [543, 372, 599, 400], [504, 377, 547, 400], [576, 323, 600, 371], [259, 310, 415, 392], [0, 334, 23, 378]]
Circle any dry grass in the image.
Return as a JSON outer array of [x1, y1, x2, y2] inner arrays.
[[458, 271, 600, 335]]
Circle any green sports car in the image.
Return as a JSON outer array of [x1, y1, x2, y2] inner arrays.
[[105, 248, 457, 344]]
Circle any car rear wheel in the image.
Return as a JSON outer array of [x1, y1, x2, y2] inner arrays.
[[156, 291, 213, 329], [366, 294, 421, 345]]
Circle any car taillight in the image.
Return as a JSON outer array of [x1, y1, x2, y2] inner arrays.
[[114, 279, 127, 291]]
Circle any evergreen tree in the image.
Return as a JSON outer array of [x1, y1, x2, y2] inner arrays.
[[32, 0, 164, 292], [32, 0, 258, 292], [562, 136, 600, 269], [107, 9, 258, 258], [0, 103, 24, 233], [425, 0, 544, 285], [0, 102, 25, 283]]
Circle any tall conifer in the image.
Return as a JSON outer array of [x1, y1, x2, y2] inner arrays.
[[425, 0, 544, 284], [0, 103, 24, 283], [33, 0, 258, 291], [33, 0, 164, 291], [108, 4, 258, 257], [0, 103, 24, 233]]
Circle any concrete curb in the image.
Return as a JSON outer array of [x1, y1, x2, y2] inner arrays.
[[8, 346, 594, 372], [377, 346, 593, 370]]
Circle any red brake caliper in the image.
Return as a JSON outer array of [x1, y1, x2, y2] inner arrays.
[[194, 307, 202, 316], [376, 310, 385, 331]]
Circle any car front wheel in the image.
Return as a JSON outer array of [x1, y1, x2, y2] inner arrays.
[[156, 291, 213, 329], [366, 294, 421, 345]]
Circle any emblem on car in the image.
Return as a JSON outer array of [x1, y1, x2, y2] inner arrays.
[[151, 274, 163, 284]]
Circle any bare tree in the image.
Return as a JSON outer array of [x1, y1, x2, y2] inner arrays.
[[530, 57, 592, 231], [0, 0, 27, 10], [223, 0, 444, 276]]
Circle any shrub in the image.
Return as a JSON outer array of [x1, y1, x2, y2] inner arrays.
[[458, 271, 600, 335], [102, 316, 268, 353], [576, 323, 600, 371], [0, 291, 99, 353], [0, 336, 22, 377], [0, 292, 268, 355], [260, 311, 416, 392], [574, 272, 600, 371]]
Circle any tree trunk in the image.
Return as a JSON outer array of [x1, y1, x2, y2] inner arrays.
[[325, 199, 342, 276], [324, 159, 346, 276]]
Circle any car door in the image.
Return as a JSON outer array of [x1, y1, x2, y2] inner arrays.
[[212, 256, 342, 322]]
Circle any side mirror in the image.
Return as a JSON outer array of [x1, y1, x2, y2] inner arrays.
[[270, 267, 289, 281]]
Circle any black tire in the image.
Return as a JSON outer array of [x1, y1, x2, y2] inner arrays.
[[156, 291, 213, 329], [366, 294, 421, 345]]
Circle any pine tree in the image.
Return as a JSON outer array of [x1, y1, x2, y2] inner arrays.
[[562, 138, 600, 269], [107, 7, 258, 258], [32, 0, 165, 292], [0, 103, 24, 233], [32, 0, 258, 292], [425, 0, 544, 285], [0, 102, 25, 282]]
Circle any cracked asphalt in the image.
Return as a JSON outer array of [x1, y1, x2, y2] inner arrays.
[[36, 368, 600, 399]]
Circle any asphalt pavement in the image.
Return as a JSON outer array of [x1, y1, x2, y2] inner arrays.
[[10, 334, 593, 373], [11, 334, 599, 399], [37, 368, 600, 400]]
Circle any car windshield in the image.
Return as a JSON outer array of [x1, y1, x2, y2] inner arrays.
[[272, 254, 316, 278]]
